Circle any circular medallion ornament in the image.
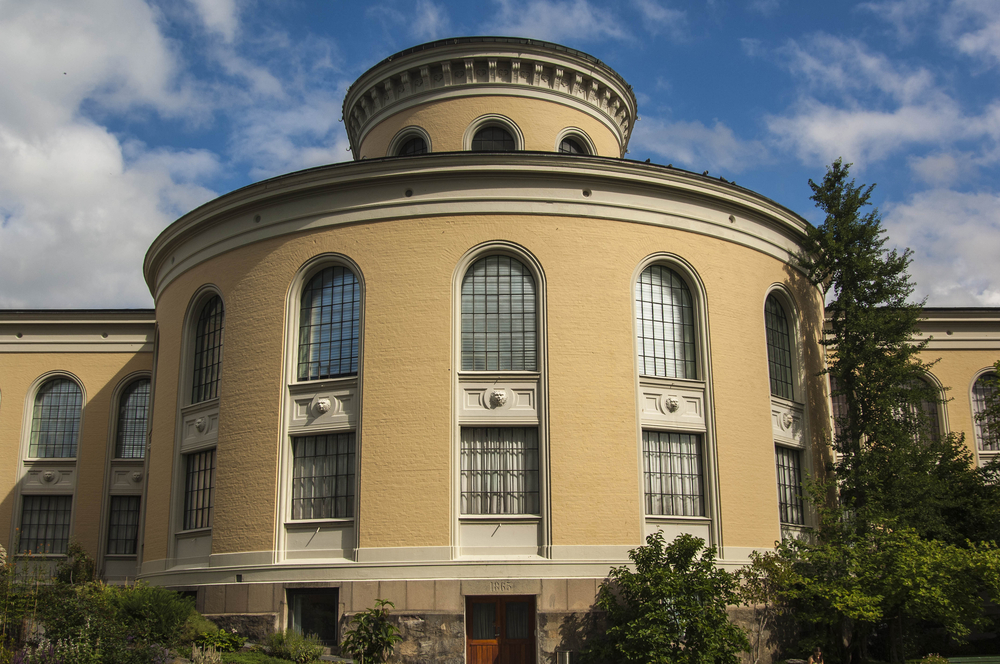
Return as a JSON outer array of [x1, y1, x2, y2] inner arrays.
[[489, 389, 508, 409]]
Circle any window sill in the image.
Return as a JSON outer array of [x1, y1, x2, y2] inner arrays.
[[176, 527, 212, 538], [285, 518, 354, 527], [460, 514, 540, 521], [645, 515, 710, 522]]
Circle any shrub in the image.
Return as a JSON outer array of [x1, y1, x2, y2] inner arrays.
[[265, 630, 324, 663], [181, 611, 219, 645], [53, 540, 95, 585], [192, 644, 223, 664], [340, 599, 402, 664], [583, 532, 750, 664], [198, 628, 247, 653]]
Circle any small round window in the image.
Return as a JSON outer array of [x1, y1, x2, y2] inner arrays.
[[472, 127, 516, 152], [397, 136, 428, 156]]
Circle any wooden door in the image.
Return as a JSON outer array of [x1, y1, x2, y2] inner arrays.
[[466, 595, 536, 664]]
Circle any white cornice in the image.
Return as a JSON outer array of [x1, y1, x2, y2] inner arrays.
[[0, 312, 155, 353], [342, 38, 637, 158], [144, 154, 813, 301]]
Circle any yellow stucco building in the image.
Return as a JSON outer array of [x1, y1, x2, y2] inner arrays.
[[1, 37, 998, 664]]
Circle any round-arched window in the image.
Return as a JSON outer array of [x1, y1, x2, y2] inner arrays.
[[559, 138, 586, 154], [471, 127, 516, 152], [397, 136, 427, 156]]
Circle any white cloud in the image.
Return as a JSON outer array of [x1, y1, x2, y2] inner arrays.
[[188, 0, 240, 43], [859, 0, 934, 43], [230, 92, 353, 181], [884, 188, 1000, 306], [0, 122, 218, 308], [632, 117, 764, 173], [632, 0, 686, 39], [412, 0, 452, 41], [748, 0, 781, 15], [942, 0, 1000, 68], [767, 97, 964, 165], [487, 0, 628, 42]]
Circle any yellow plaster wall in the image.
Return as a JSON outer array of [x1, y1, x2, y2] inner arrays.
[[922, 349, 1000, 456], [147, 210, 826, 562], [0, 352, 151, 555], [358, 95, 621, 158]]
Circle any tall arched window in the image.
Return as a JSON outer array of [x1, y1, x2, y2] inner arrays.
[[461, 255, 537, 371], [635, 265, 696, 379], [471, 127, 515, 152], [116, 378, 150, 459], [908, 377, 942, 444], [29, 377, 82, 458], [973, 372, 999, 451], [764, 295, 794, 400], [297, 266, 361, 381], [191, 295, 224, 403]]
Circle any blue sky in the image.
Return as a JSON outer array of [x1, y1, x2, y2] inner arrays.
[[1, 0, 998, 308]]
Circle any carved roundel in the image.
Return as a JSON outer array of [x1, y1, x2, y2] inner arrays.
[[489, 389, 508, 409], [41, 470, 57, 484], [663, 395, 680, 413]]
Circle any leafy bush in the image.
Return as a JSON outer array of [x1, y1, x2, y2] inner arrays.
[[222, 651, 300, 664], [583, 532, 750, 664], [265, 630, 324, 663], [180, 611, 219, 646], [340, 599, 402, 664], [53, 540, 95, 585], [197, 628, 247, 652]]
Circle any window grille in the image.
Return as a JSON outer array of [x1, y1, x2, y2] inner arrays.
[[29, 378, 82, 458], [291, 433, 356, 519], [191, 296, 224, 403], [116, 378, 150, 459], [830, 375, 848, 442], [643, 431, 703, 516], [558, 138, 585, 154], [635, 265, 696, 379], [905, 377, 941, 444], [764, 295, 794, 400], [775, 446, 805, 525], [183, 449, 215, 530], [398, 136, 427, 156], [471, 126, 515, 151], [461, 255, 537, 371], [973, 373, 999, 451], [107, 495, 141, 555], [461, 427, 539, 515], [298, 266, 360, 381], [18, 495, 72, 554]]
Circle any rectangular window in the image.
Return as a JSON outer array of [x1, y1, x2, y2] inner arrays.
[[461, 427, 539, 515], [288, 589, 339, 645], [183, 449, 215, 530], [107, 495, 141, 555], [19, 495, 72, 554], [775, 446, 805, 525], [643, 431, 704, 517], [291, 433, 356, 519]]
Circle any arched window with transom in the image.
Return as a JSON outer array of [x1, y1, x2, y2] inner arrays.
[[397, 136, 428, 156], [635, 265, 696, 379], [116, 378, 150, 459], [765, 295, 794, 401], [30, 377, 83, 458], [461, 255, 537, 372], [297, 265, 361, 381], [191, 295, 224, 404], [973, 372, 999, 452]]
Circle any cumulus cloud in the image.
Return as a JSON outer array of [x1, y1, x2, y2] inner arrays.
[[941, 0, 1000, 68], [884, 188, 1000, 306], [188, 0, 240, 43], [486, 0, 628, 42], [632, 117, 765, 173], [632, 0, 687, 39], [859, 0, 934, 43]]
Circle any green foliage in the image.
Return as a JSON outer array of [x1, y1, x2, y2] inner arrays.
[[340, 599, 402, 664], [53, 540, 95, 585], [197, 628, 247, 652], [30, 581, 192, 664], [918, 655, 949, 664], [737, 549, 796, 664], [976, 361, 1000, 450], [222, 651, 300, 664], [583, 532, 750, 664], [798, 158, 933, 527], [180, 611, 219, 645], [264, 630, 324, 663], [192, 644, 223, 664]]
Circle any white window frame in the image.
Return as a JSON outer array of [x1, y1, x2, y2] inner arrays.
[[632, 254, 719, 548], [387, 125, 432, 157], [98, 371, 150, 576], [277, 254, 365, 563], [763, 286, 813, 538], [463, 114, 525, 151], [452, 242, 549, 559], [168, 286, 224, 567], [554, 127, 596, 155], [972, 368, 999, 466], [13, 371, 85, 557]]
